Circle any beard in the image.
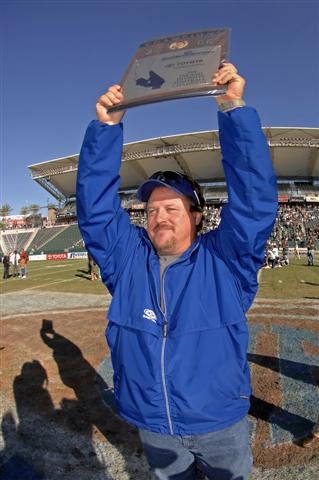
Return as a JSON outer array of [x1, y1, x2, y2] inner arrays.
[[151, 229, 177, 255]]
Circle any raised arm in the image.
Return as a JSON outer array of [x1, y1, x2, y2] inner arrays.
[[76, 86, 138, 294], [210, 64, 278, 310]]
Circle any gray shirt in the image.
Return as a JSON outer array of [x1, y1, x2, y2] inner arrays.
[[159, 255, 179, 310]]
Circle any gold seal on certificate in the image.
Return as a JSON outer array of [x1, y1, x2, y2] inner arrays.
[[108, 28, 230, 112]]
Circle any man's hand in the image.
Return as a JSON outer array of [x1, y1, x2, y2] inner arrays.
[[95, 85, 126, 125], [212, 63, 246, 104]]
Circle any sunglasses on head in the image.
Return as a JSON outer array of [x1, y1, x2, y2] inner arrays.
[[149, 171, 185, 182], [149, 171, 203, 210]]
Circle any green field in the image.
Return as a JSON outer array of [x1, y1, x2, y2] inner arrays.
[[1, 257, 318, 300], [258, 257, 318, 300], [0, 259, 106, 295]]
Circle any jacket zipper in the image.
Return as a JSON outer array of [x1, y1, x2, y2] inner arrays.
[[160, 267, 174, 435], [156, 242, 200, 435]]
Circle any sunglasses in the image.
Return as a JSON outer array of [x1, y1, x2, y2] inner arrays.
[[149, 171, 203, 209]]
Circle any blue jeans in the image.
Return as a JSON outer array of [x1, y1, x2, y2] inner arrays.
[[139, 417, 252, 480]]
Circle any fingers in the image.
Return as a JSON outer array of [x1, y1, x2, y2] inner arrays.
[[212, 62, 240, 86], [213, 63, 246, 102], [96, 84, 124, 111], [96, 84, 126, 124]]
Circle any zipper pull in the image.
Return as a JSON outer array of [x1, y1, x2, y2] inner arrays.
[[163, 322, 168, 337]]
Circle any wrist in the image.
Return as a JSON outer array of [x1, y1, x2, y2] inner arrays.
[[217, 99, 246, 112]]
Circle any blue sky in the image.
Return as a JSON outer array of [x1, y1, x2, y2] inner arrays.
[[1, 0, 319, 214]]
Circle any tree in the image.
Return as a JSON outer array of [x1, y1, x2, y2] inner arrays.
[[20, 206, 30, 217], [47, 203, 57, 210], [20, 206, 30, 228], [0, 203, 12, 219], [29, 204, 40, 216], [28, 204, 42, 228]]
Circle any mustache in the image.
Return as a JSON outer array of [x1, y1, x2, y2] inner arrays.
[[154, 223, 173, 233]]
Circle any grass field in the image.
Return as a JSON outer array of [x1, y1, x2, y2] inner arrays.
[[1, 255, 318, 300], [258, 257, 319, 300], [1, 259, 106, 295]]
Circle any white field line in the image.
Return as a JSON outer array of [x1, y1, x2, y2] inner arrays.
[[0, 264, 85, 284], [44, 265, 68, 268], [248, 312, 318, 321], [251, 303, 319, 310], [25, 262, 80, 273], [255, 297, 319, 304], [28, 268, 82, 281], [15, 259, 81, 269], [1, 306, 108, 321], [2, 277, 85, 293], [1, 262, 76, 275], [29, 263, 79, 273]]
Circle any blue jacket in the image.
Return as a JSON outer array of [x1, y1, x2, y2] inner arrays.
[[77, 107, 278, 435]]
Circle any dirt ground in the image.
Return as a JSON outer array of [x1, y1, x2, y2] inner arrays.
[[0, 296, 318, 479]]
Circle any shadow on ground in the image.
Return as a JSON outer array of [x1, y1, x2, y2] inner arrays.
[[75, 268, 92, 281], [248, 353, 317, 440], [0, 321, 146, 480]]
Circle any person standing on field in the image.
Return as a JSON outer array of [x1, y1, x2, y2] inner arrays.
[[77, 62, 278, 479]]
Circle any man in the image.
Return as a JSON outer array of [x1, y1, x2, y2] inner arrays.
[[9, 250, 20, 277], [306, 237, 315, 266], [20, 250, 29, 278], [281, 237, 289, 265], [77, 63, 278, 480], [2, 254, 10, 279]]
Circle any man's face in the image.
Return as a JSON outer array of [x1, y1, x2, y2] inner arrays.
[[146, 187, 202, 256]]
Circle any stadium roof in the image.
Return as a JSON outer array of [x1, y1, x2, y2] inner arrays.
[[29, 127, 319, 201]]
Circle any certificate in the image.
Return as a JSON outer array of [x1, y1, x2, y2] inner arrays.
[[108, 28, 230, 112]]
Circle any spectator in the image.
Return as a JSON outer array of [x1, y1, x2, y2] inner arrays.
[[306, 237, 315, 266], [20, 250, 29, 278], [87, 253, 93, 276], [281, 237, 289, 265], [91, 259, 99, 281], [88, 253, 99, 281], [2, 254, 10, 279], [19, 255, 27, 278], [9, 250, 20, 277], [271, 243, 281, 268], [267, 246, 277, 268]]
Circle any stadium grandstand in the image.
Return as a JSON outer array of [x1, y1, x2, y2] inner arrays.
[[0, 126, 318, 256]]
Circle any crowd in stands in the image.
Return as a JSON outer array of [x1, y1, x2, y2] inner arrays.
[[1, 203, 318, 279], [262, 204, 319, 269], [128, 203, 319, 242], [128, 205, 223, 232], [127, 203, 318, 270], [271, 204, 319, 246]]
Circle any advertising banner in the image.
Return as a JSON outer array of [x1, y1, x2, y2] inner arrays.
[[306, 195, 319, 203], [47, 253, 68, 261], [290, 196, 305, 203], [68, 252, 88, 259], [29, 254, 47, 261]]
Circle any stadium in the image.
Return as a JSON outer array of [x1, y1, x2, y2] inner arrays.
[[1, 126, 319, 257], [1, 126, 319, 479]]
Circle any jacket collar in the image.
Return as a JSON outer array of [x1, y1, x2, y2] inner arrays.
[[141, 228, 201, 261]]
